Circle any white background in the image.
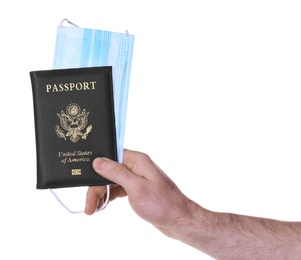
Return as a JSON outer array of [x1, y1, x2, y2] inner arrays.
[[1, 1, 301, 259]]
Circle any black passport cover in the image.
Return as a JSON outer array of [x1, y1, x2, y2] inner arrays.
[[30, 66, 117, 189]]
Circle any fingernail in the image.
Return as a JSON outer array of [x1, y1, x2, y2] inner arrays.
[[94, 158, 107, 171]]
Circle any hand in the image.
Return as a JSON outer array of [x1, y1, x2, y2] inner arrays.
[[85, 149, 301, 258], [84, 149, 196, 238]]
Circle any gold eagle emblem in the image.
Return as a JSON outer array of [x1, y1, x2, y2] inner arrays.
[[55, 103, 93, 142]]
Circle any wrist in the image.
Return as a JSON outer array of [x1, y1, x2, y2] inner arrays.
[[168, 198, 209, 247]]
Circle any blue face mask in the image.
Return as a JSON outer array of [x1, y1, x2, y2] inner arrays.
[[50, 19, 135, 213], [53, 19, 135, 163]]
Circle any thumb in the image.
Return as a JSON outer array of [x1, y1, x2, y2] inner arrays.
[[92, 157, 140, 191]]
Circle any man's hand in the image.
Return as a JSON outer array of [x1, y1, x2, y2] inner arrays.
[[84, 149, 195, 238]]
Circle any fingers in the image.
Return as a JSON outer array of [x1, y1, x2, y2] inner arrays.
[[85, 185, 127, 215], [109, 185, 127, 201], [87, 149, 164, 216], [84, 186, 106, 215], [92, 157, 141, 191], [86, 149, 146, 215]]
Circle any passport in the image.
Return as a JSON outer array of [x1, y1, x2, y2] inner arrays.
[[30, 66, 117, 189]]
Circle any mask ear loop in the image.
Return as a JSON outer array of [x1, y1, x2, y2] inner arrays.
[[48, 18, 111, 214], [49, 185, 110, 214], [60, 18, 79, 27]]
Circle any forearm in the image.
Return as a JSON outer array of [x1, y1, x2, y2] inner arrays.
[[171, 200, 301, 259]]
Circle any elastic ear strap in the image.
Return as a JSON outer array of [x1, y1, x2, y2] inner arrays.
[[49, 185, 110, 214], [96, 185, 110, 211], [60, 18, 79, 27]]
